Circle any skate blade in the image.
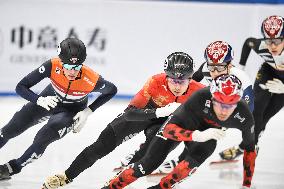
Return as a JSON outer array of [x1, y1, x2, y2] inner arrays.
[[209, 160, 239, 170], [113, 167, 123, 172], [210, 159, 238, 165], [147, 172, 167, 177]]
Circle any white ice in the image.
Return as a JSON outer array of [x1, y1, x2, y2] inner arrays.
[[0, 97, 284, 189]]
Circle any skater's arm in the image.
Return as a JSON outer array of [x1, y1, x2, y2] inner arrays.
[[242, 85, 254, 112], [192, 62, 206, 82], [124, 105, 157, 120], [162, 123, 194, 141], [239, 37, 261, 67], [158, 98, 197, 141], [88, 76, 117, 112], [242, 150, 256, 188], [16, 60, 52, 103]]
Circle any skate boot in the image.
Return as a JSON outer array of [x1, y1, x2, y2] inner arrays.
[[219, 146, 244, 160], [113, 152, 135, 171], [151, 159, 178, 175], [42, 173, 72, 189], [0, 164, 11, 180]]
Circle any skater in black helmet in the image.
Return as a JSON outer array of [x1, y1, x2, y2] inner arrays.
[[41, 52, 205, 189], [0, 38, 117, 180], [118, 40, 254, 175]]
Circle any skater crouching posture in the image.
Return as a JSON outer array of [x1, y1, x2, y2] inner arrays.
[[118, 40, 254, 175], [0, 38, 117, 180], [41, 52, 205, 189], [103, 74, 256, 189]]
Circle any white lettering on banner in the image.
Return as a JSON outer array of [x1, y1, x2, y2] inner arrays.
[[21, 153, 42, 167], [0, 1, 283, 96]]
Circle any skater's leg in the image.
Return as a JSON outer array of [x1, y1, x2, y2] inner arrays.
[[0, 102, 50, 149], [106, 137, 178, 189], [151, 140, 216, 189], [5, 111, 74, 176]]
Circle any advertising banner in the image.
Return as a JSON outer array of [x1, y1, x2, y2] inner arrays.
[[0, 0, 283, 97]]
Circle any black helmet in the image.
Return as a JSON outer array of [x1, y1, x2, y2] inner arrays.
[[164, 52, 194, 79], [58, 38, 87, 65]]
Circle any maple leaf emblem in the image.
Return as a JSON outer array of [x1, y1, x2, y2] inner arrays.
[[221, 78, 235, 95]]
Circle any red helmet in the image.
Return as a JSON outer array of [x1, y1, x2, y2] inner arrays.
[[210, 74, 242, 104], [204, 41, 234, 64], [261, 15, 284, 39]]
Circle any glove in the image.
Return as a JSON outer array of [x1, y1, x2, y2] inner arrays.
[[36, 96, 59, 111], [259, 83, 268, 90], [72, 107, 93, 133], [265, 78, 284, 94], [155, 102, 181, 118], [191, 128, 226, 142]]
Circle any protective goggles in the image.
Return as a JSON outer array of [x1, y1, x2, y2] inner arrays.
[[207, 64, 228, 72], [63, 64, 82, 71], [167, 77, 190, 85], [264, 38, 284, 46], [212, 99, 237, 110]]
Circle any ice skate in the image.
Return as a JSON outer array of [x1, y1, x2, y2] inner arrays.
[[41, 173, 72, 189], [0, 164, 11, 181], [149, 159, 178, 176], [219, 146, 244, 160], [113, 152, 135, 172]]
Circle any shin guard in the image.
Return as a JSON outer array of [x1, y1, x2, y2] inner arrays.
[[159, 160, 197, 189]]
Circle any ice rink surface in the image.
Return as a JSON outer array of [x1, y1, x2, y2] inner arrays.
[[0, 97, 283, 189]]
